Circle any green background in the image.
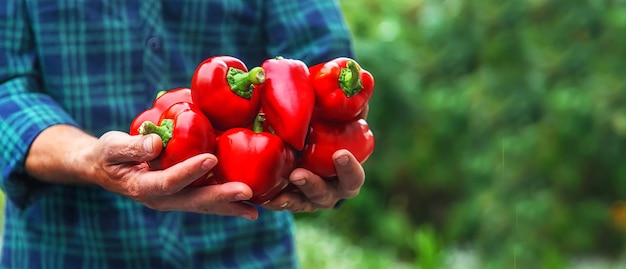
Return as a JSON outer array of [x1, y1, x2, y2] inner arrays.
[[295, 0, 626, 268]]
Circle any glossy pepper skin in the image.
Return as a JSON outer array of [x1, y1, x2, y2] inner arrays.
[[309, 57, 375, 122], [213, 114, 296, 205], [138, 102, 217, 186], [191, 56, 264, 131], [298, 118, 375, 178], [260, 57, 315, 151], [130, 88, 193, 135]]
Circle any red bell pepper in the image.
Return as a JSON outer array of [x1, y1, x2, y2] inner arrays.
[[213, 114, 296, 204], [137, 102, 217, 186], [298, 118, 375, 178], [129, 88, 193, 135], [260, 57, 315, 151], [309, 57, 375, 122], [191, 56, 264, 131]]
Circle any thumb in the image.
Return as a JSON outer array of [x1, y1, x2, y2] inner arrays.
[[138, 133, 164, 161], [99, 131, 163, 164]]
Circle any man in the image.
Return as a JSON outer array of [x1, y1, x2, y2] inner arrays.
[[0, 0, 367, 268]]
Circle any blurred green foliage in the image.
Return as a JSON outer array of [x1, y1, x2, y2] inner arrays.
[[296, 0, 626, 267]]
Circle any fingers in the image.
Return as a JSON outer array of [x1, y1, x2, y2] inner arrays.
[[332, 149, 365, 198], [93, 131, 259, 220], [264, 191, 317, 213], [150, 182, 258, 220], [117, 153, 258, 220], [288, 150, 363, 201], [265, 149, 366, 212], [287, 168, 336, 208], [127, 156, 259, 220], [135, 153, 218, 196], [99, 131, 163, 164]]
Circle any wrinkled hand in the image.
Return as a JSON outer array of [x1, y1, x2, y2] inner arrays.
[[263, 149, 365, 213], [86, 131, 259, 220]]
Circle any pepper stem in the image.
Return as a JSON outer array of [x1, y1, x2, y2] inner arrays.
[[227, 67, 265, 100], [138, 119, 174, 147], [338, 60, 364, 98], [155, 90, 167, 99], [253, 113, 266, 133]]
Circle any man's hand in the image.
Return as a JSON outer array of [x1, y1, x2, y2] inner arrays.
[[91, 131, 260, 219], [263, 149, 365, 212], [26, 125, 259, 220]]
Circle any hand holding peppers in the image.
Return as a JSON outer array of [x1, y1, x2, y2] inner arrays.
[[262, 149, 366, 213], [137, 102, 217, 185], [129, 55, 375, 213]]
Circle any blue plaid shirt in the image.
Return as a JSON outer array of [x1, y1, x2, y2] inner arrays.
[[0, 0, 353, 268]]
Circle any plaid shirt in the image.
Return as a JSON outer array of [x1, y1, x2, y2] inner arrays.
[[0, 0, 353, 268]]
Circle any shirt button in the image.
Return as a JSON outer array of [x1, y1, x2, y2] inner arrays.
[[146, 37, 161, 50]]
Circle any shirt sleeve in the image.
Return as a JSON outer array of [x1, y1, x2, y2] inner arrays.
[[0, 1, 78, 208], [263, 0, 355, 66]]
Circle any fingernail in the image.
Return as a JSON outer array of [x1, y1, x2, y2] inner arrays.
[[235, 193, 250, 201], [143, 136, 154, 153], [201, 158, 216, 169], [291, 177, 306, 186], [335, 155, 349, 167], [240, 213, 255, 221], [280, 202, 289, 208]]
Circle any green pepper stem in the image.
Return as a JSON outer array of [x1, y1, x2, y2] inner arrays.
[[253, 114, 265, 133], [338, 60, 364, 98], [138, 119, 174, 147], [227, 67, 265, 100], [155, 90, 167, 99]]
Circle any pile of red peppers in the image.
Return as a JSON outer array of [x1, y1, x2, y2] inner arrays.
[[130, 55, 375, 205]]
